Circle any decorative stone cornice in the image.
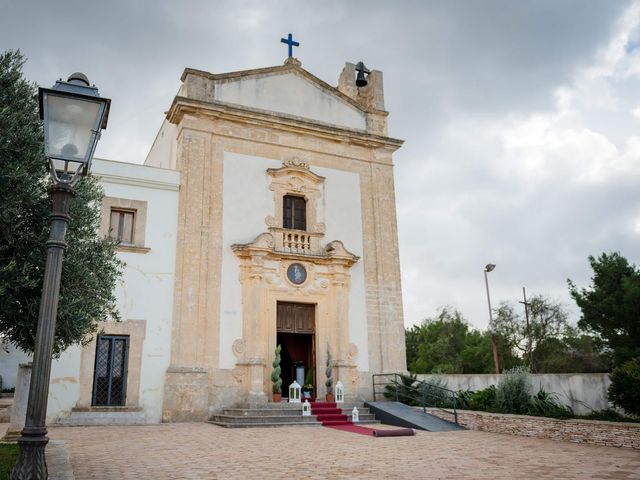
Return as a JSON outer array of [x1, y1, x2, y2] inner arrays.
[[165, 96, 403, 151]]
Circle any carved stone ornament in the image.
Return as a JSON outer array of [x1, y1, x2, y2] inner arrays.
[[232, 366, 246, 384], [232, 339, 245, 358], [283, 156, 309, 169], [348, 343, 358, 362], [287, 176, 305, 192], [265, 216, 277, 228]]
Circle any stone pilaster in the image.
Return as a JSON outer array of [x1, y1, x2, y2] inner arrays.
[[162, 123, 224, 421]]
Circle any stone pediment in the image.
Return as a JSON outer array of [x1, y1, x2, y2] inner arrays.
[[213, 69, 367, 131], [231, 233, 359, 267]]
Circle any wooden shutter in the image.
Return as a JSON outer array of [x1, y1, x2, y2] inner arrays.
[[109, 209, 135, 244]]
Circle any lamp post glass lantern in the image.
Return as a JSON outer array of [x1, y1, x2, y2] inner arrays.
[[39, 72, 110, 182], [11, 73, 110, 480]]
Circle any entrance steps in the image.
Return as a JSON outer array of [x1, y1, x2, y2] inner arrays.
[[209, 400, 380, 428]]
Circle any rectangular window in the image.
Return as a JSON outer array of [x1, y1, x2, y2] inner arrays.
[[283, 195, 306, 230], [92, 335, 129, 407], [109, 209, 135, 244]]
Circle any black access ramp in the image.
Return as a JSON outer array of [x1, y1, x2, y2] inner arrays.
[[365, 402, 464, 432]]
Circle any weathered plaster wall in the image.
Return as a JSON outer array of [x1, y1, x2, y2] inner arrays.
[[215, 73, 367, 130]]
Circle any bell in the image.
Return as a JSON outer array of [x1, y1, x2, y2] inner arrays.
[[355, 61, 370, 87]]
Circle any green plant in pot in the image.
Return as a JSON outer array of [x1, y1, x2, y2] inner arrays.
[[325, 347, 334, 402], [302, 368, 314, 398], [271, 344, 283, 402]]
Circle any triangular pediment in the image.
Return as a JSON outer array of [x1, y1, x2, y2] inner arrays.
[[212, 67, 367, 130]]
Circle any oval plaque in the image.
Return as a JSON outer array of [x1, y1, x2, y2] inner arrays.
[[287, 263, 307, 285]]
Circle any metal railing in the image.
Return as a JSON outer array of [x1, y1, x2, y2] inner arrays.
[[372, 373, 458, 425]]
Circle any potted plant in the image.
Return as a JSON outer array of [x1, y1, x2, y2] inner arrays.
[[302, 368, 314, 399], [325, 347, 334, 402], [271, 344, 283, 402]]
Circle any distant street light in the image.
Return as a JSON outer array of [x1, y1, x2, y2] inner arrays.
[[12, 73, 110, 480], [484, 264, 500, 374]]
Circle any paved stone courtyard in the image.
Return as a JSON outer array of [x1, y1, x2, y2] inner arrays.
[[44, 423, 640, 479]]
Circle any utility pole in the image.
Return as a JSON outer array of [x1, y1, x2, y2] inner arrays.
[[518, 287, 533, 371]]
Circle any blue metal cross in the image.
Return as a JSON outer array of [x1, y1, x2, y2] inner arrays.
[[280, 33, 300, 58]]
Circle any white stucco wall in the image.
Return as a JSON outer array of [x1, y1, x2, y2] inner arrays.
[[0, 343, 32, 390], [219, 153, 278, 369], [218, 152, 368, 371], [145, 120, 177, 170], [45, 159, 180, 423], [314, 165, 368, 371], [215, 73, 367, 130]]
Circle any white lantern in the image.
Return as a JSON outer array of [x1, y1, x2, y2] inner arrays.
[[302, 399, 311, 416], [335, 380, 344, 403], [352, 406, 359, 423], [288, 380, 301, 403]]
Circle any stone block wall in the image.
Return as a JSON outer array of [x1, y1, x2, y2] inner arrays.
[[426, 408, 640, 450]]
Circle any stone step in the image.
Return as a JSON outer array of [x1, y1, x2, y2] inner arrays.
[[346, 413, 377, 422], [210, 414, 319, 425], [223, 408, 303, 417], [56, 408, 146, 426], [210, 400, 381, 428], [209, 420, 322, 428]]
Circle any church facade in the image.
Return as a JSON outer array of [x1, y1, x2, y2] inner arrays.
[[17, 57, 406, 424]]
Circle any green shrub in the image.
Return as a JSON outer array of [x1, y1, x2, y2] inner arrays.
[[271, 345, 282, 394], [527, 387, 573, 418], [455, 389, 473, 410], [576, 408, 640, 423], [496, 366, 531, 414], [417, 376, 451, 407], [468, 385, 497, 411], [608, 357, 640, 416], [383, 374, 419, 405]]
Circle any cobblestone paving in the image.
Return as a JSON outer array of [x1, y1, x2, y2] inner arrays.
[[49, 423, 640, 480]]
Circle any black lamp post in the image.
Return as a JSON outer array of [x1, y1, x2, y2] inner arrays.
[[11, 73, 110, 480], [484, 263, 500, 375]]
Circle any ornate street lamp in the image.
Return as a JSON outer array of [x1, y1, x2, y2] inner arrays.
[[484, 263, 500, 375], [12, 73, 110, 480]]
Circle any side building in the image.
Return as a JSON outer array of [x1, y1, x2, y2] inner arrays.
[[47, 159, 179, 424]]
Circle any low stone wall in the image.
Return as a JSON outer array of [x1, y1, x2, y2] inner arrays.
[[418, 373, 611, 414], [426, 408, 640, 449]]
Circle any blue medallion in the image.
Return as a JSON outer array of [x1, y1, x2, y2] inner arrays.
[[287, 263, 307, 285]]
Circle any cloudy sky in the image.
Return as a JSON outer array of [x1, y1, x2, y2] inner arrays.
[[2, 0, 639, 329]]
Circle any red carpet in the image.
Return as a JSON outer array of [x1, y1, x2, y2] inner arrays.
[[327, 423, 377, 436], [310, 401, 350, 426], [308, 399, 415, 437]]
